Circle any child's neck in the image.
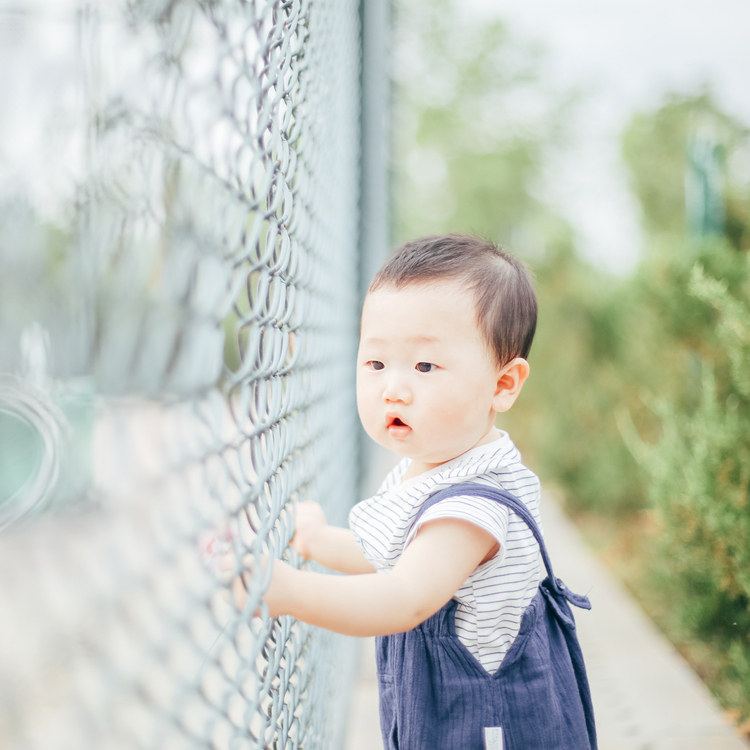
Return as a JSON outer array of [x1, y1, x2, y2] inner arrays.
[[399, 426, 502, 482]]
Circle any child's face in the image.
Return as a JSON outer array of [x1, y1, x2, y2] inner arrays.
[[357, 280, 505, 472]]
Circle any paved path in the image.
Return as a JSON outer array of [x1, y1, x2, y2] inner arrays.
[[345, 493, 749, 750]]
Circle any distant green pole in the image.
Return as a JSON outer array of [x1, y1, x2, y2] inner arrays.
[[685, 129, 725, 238]]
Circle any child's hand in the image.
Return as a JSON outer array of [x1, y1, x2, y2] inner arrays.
[[219, 550, 294, 619], [199, 529, 233, 573], [290, 501, 328, 560], [218, 549, 249, 607], [259, 559, 295, 618]]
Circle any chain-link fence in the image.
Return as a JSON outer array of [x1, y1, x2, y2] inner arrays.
[[0, 0, 379, 747]]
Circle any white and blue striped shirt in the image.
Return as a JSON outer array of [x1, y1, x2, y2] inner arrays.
[[349, 432, 543, 673]]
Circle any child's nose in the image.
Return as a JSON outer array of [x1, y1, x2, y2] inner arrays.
[[382, 376, 412, 404]]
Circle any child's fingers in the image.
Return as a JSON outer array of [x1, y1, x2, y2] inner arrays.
[[291, 501, 327, 558], [223, 554, 285, 620], [200, 529, 235, 573], [217, 551, 238, 586], [230, 570, 248, 608], [218, 551, 235, 572], [221, 553, 267, 618]]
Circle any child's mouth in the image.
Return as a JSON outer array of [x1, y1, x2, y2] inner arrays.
[[387, 416, 411, 437]]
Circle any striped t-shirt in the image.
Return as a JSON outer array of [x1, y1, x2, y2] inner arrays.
[[348, 433, 543, 674]]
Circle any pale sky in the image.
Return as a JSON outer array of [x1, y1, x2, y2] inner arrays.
[[465, 0, 750, 273]]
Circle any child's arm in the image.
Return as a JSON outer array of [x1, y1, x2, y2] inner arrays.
[[291, 501, 376, 575], [235, 517, 497, 637]]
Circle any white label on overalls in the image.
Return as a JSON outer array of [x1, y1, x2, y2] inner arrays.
[[483, 727, 504, 750]]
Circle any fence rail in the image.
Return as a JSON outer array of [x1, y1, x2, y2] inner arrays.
[[0, 0, 369, 747]]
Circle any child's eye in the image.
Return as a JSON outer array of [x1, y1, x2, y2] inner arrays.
[[416, 362, 436, 373], [369, 361, 385, 371]]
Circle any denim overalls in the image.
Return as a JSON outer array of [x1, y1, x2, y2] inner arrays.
[[376, 484, 597, 750]]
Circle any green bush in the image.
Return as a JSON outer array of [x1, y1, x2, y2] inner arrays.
[[510, 90, 750, 715], [622, 257, 750, 712]]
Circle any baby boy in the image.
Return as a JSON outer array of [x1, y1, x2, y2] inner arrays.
[[231, 233, 541, 670]]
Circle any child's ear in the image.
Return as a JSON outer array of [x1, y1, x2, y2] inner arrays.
[[492, 358, 530, 413]]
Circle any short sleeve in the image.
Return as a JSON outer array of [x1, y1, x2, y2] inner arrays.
[[406, 495, 510, 564]]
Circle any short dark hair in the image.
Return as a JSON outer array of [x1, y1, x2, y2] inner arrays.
[[368, 234, 537, 367]]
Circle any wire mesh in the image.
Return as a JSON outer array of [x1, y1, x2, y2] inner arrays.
[[0, 0, 363, 747]]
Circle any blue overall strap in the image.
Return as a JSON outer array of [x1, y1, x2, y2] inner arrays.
[[413, 482, 591, 610]]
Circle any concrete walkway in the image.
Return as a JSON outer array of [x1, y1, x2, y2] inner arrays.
[[345, 494, 750, 750]]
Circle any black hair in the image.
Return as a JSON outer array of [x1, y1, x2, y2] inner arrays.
[[368, 234, 537, 367]]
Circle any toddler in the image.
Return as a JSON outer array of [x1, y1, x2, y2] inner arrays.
[[229, 234, 595, 750]]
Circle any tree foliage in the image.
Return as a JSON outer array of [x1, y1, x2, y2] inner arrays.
[[392, 0, 572, 246], [610, 94, 750, 714], [623, 92, 750, 246]]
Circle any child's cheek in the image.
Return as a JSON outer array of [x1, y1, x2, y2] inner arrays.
[[356, 384, 379, 438], [355, 377, 370, 422], [435, 391, 479, 439]]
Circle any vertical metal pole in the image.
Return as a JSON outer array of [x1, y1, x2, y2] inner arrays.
[[358, 0, 392, 500], [359, 0, 391, 299]]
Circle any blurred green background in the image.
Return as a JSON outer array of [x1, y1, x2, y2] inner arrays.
[[392, 0, 750, 726]]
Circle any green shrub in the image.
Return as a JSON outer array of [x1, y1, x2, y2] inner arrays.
[[624, 258, 750, 713]]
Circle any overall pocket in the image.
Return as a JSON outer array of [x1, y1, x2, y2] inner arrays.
[[377, 672, 399, 750]]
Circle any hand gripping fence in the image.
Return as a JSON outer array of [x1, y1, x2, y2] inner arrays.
[[0, 0, 372, 748]]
